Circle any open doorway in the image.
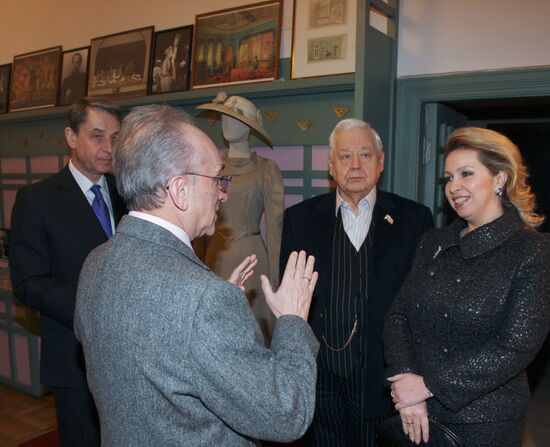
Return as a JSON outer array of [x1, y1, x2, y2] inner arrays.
[[422, 97, 550, 232]]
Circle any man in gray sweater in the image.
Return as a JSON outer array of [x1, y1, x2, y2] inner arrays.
[[74, 104, 319, 446]]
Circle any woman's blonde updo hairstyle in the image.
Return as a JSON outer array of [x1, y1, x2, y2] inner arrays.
[[445, 127, 544, 229]]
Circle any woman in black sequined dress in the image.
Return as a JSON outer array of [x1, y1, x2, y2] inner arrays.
[[383, 127, 549, 446]]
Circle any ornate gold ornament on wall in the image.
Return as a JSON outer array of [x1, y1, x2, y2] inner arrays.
[[52, 137, 61, 146], [21, 138, 29, 147], [265, 111, 278, 122], [36, 129, 44, 139], [4, 132, 12, 142], [333, 106, 350, 118], [297, 120, 313, 132]]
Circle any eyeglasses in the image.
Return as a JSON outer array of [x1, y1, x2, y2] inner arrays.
[[185, 173, 232, 192]]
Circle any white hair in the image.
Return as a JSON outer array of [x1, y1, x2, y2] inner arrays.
[[328, 118, 384, 156]]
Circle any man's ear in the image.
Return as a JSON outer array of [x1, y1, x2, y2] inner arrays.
[[64, 127, 77, 150], [167, 176, 190, 211]]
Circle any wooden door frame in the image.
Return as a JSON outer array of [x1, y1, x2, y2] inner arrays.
[[389, 67, 550, 201]]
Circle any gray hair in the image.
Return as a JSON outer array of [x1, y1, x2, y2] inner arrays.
[[328, 118, 384, 155], [113, 104, 196, 211]]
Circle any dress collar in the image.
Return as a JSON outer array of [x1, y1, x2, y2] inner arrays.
[[439, 205, 524, 259], [221, 151, 260, 175]]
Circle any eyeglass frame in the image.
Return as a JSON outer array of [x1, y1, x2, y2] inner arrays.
[[166, 172, 232, 193]]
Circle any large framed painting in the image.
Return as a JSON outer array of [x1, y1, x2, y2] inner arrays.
[[149, 25, 193, 95], [192, 1, 282, 89], [59, 46, 90, 106], [291, 0, 357, 79], [8, 46, 62, 112], [88, 26, 154, 99], [0, 64, 11, 114]]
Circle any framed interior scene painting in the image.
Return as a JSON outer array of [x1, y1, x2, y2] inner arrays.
[[192, 0, 282, 89], [8, 46, 62, 112], [0, 64, 10, 114], [88, 26, 154, 99], [149, 25, 193, 95], [291, 0, 357, 79], [59, 47, 89, 106]]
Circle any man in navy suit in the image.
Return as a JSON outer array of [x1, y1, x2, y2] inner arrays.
[[280, 118, 433, 446], [10, 99, 126, 446]]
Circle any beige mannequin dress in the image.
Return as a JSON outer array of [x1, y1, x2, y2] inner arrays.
[[204, 152, 284, 342]]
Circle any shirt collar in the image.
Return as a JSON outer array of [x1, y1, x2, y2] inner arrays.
[[335, 187, 377, 215], [69, 159, 108, 192], [128, 211, 192, 250]]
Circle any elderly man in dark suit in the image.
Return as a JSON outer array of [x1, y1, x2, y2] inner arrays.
[[74, 104, 320, 446], [280, 118, 433, 446], [9, 99, 126, 446]]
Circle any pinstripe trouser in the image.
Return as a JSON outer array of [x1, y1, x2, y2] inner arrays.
[[311, 365, 390, 447]]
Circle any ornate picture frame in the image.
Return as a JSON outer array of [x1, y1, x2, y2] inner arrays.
[[192, 0, 282, 89], [291, 0, 357, 79], [0, 64, 11, 114], [88, 26, 154, 99], [8, 46, 62, 112]]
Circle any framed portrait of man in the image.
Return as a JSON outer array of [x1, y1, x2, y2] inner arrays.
[[149, 25, 193, 95], [59, 47, 89, 106]]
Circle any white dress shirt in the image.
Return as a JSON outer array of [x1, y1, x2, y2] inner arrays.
[[69, 160, 116, 232], [335, 188, 377, 251]]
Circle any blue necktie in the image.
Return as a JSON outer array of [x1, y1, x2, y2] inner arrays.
[[90, 184, 113, 238]]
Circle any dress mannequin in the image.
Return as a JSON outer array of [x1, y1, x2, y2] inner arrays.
[[197, 93, 284, 342]]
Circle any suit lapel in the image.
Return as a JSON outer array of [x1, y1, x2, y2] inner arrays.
[[56, 166, 108, 242], [311, 192, 337, 294], [106, 175, 126, 225], [368, 191, 398, 268]]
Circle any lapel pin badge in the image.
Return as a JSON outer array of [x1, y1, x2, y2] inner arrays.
[[384, 214, 394, 225]]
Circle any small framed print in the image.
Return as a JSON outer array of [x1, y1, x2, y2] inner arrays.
[[0, 64, 11, 114], [59, 47, 90, 106], [88, 26, 154, 99], [192, 1, 282, 89], [149, 25, 193, 95], [291, 0, 357, 79], [9, 46, 62, 112]]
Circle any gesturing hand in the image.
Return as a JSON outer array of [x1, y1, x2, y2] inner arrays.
[[261, 251, 318, 319], [227, 254, 258, 292]]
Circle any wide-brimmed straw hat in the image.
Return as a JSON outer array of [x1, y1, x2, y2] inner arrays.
[[197, 92, 272, 145]]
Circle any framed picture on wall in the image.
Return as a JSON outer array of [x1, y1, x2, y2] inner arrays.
[[59, 47, 90, 106], [291, 0, 357, 79], [8, 46, 62, 112], [88, 26, 154, 99], [192, 0, 282, 89], [0, 64, 11, 114], [149, 25, 193, 95]]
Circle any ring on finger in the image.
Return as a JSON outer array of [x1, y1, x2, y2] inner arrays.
[[390, 390, 395, 398], [303, 276, 312, 280]]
